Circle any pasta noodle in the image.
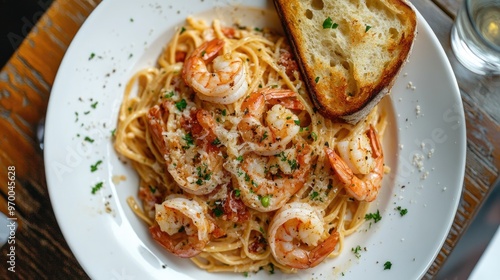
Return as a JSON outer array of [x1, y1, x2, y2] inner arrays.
[[114, 17, 388, 274]]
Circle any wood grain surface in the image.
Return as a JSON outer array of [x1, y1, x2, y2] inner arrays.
[[0, 0, 498, 279], [0, 1, 99, 279]]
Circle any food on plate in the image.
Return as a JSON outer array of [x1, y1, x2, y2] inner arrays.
[[114, 16, 389, 273], [273, 0, 417, 124]]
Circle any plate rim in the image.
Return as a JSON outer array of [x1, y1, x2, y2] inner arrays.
[[44, 0, 466, 279]]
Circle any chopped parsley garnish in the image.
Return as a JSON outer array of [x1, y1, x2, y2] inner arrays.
[[91, 101, 98, 109], [266, 163, 279, 175], [175, 99, 187, 111], [196, 164, 212, 185], [383, 261, 392, 270], [180, 26, 186, 34], [268, 263, 275, 274], [213, 206, 224, 217], [221, 109, 227, 116], [294, 119, 300, 126], [111, 128, 116, 137], [244, 173, 251, 182], [91, 182, 103, 194], [200, 50, 206, 57], [130, 18, 134, 22], [212, 138, 221, 146], [365, 210, 382, 223], [365, 25, 372, 32], [310, 191, 320, 200], [182, 133, 194, 149], [90, 160, 103, 172], [89, 52, 96, 60], [315, 76, 320, 83], [254, 27, 263, 32], [396, 206, 408, 216], [352, 245, 362, 258], [234, 189, 241, 198], [310, 132, 318, 141], [279, 151, 287, 162], [149, 185, 157, 194], [163, 91, 174, 99], [236, 155, 244, 162], [322, 17, 338, 29], [288, 159, 298, 170], [84, 136, 95, 143], [260, 131, 268, 142], [75, 112, 79, 122]]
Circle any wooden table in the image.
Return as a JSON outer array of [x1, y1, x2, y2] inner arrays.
[[0, 0, 498, 278]]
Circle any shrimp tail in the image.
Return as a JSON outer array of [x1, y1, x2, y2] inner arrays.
[[325, 125, 384, 202], [147, 103, 169, 155], [368, 124, 382, 158], [308, 231, 340, 268], [263, 88, 305, 110], [325, 147, 355, 184], [149, 224, 205, 258], [325, 147, 370, 201], [200, 38, 225, 62]]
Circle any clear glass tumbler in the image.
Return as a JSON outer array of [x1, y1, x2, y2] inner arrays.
[[451, 0, 500, 75]]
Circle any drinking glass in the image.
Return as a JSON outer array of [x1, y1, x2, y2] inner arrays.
[[451, 0, 500, 75]]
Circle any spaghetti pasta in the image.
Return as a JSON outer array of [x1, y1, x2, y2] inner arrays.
[[114, 17, 388, 273]]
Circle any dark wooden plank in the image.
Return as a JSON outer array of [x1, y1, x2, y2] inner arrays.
[[433, 0, 463, 19], [0, 0, 101, 279]]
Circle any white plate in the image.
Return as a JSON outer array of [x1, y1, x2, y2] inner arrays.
[[44, 0, 466, 279]]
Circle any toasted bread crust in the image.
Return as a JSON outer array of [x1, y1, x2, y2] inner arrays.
[[274, 0, 417, 123]]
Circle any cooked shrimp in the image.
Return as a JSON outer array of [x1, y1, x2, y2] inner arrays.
[[150, 195, 215, 258], [325, 125, 384, 202], [147, 103, 230, 195], [238, 88, 304, 156], [235, 141, 313, 212], [147, 102, 169, 156], [182, 38, 248, 104], [336, 125, 380, 175], [268, 202, 339, 269]]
